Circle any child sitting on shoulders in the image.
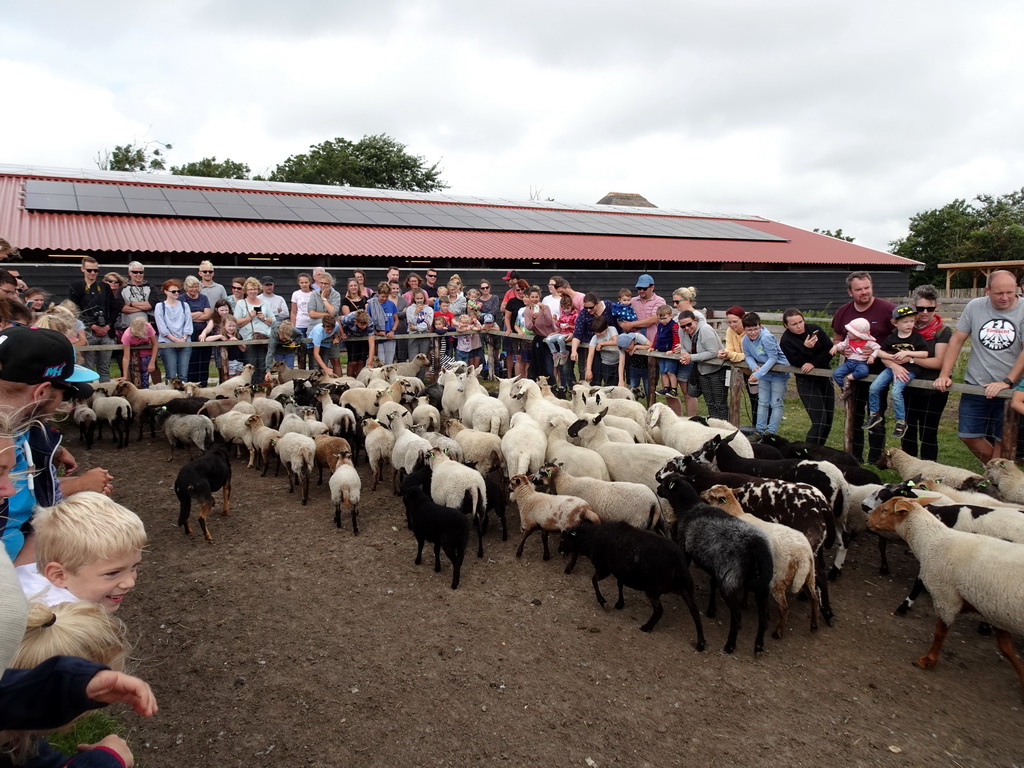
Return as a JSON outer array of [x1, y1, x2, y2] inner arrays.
[[610, 288, 638, 325], [866, 305, 929, 438], [119, 316, 157, 389], [653, 305, 681, 396], [16, 491, 146, 614], [544, 294, 578, 369], [1, 600, 135, 767], [830, 317, 880, 388]]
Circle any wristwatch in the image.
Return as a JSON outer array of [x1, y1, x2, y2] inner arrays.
[[1003, 377, 1015, 387]]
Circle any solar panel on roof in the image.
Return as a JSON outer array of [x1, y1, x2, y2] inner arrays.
[[17, 178, 785, 242]]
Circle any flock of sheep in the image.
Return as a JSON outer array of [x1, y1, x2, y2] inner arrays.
[[71, 360, 1024, 703]]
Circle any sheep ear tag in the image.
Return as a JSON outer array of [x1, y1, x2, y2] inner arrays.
[[669, 482, 675, 489]]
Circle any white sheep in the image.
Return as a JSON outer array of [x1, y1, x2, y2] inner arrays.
[[497, 375, 525, 417], [212, 410, 252, 458], [702, 485, 818, 639], [238, 389, 285, 429], [440, 366, 468, 418], [458, 365, 511, 436], [867, 496, 1024, 700], [191, 364, 256, 399], [573, 386, 646, 425], [877, 447, 986, 490], [543, 412, 610, 481], [277, 411, 309, 439], [340, 386, 388, 419], [362, 417, 395, 491], [412, 396, 441, 432], [508, 474, 601, 565], [533, 460, 663, 532], [645, 403, 754, 458], [92, 395, 133, 450], [391, 354, 431, 380], [302, 408, 330, 438], [501, 411, 548, 480], [511, 378, 573, 428], [985, 459, 1024, 505], [356, 363, 396, 385], [569, 409, 680, 491], [386, 407, 433, 492], [426, 448, 487, 557], [445, 419, 505, 479], [275, 431, 316, 505], [113, 380, 183, 418], [244, 413, 281, 473], [329, 449, 362, 533], [417, 427, 464, 464], [164, 413, 214, 462]]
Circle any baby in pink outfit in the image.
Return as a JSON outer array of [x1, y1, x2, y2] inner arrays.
[[830, 317, 881, 386]]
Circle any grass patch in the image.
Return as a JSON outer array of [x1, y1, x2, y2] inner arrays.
[[46, 711, 126, 756]]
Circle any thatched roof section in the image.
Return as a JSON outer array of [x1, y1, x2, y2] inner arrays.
[[596, 192, 656, 208]]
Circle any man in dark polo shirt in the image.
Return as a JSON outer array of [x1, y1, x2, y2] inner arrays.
[[832, 270, 895, 464]]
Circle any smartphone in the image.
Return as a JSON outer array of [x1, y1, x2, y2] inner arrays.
[[254, 305, 263, 312]]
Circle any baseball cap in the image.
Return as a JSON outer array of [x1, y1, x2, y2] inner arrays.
[[502, 270, 521, 281], [0, 327, 98, 399], [617, 334, 640, 349], [635, 274, 655, 289], [482, 314, 495, 324], [892, 304, 917, 320], [261, 275, 275, 285]]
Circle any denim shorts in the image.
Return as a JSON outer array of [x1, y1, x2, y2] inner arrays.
[[675, 361, 694, 381], [658, 357, 676, 375], [958, 392, 1006, 440]]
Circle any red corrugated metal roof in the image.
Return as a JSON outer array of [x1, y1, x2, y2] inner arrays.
[[0, 174, 917, 267]]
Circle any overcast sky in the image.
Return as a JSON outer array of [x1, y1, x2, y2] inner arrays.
[[2, 1, 1022, 252]]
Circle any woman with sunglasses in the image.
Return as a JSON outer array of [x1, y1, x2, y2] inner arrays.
[[154, 279, 193, 381], [898, 285, 950, 460], [780, 308, 835, 445]]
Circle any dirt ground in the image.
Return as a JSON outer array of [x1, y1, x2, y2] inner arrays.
[[67, 428, 1024, 768]]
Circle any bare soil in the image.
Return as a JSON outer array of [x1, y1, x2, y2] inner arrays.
[[69, 431, 1024, 768]]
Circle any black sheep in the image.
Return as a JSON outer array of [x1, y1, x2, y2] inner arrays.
[[557, 521, 706, 650], [173, 443, 232, 543], [402, 484, 471, 590], [759, 433, 860, 467], [657, 475, 774, 655]]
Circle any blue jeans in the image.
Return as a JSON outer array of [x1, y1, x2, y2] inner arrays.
[[160, 345, 192, 381], [274, 351, 296, 368], [756, 374, 788, 434], [545, 333, 569, 355], [869, 368, 915, 422], [833, 359, 869, 387], [658, 357, 677, 375]]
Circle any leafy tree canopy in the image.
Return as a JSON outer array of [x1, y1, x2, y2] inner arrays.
[[813, 227, 855, 242], [265, 133, 448, 192], [169, 156, 251, 179], [890, 188, 1024, 287], [95, 140, 172, 172]]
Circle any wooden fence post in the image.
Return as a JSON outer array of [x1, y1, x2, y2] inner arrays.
[[1002, 399, 1019, 461], [843, 386, 855, 456], [728, 365, 743, 427]]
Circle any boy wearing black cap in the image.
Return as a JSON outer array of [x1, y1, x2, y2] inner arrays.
[[0, 327, 112, 560], [866, 304, 929, 438]]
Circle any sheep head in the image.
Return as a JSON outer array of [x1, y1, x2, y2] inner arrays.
[[700, 485, 742, 516]]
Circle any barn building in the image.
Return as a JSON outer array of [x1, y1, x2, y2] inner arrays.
[[0, 165, 919, 311]]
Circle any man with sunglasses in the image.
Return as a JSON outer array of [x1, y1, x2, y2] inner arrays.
[[423, 269, 439, 299], [0, 326, 113, 561], [117, 261, 152, 333], [621, 274, 665, 342], [197, 260, 227, 305], [68, 257, 119, 382]]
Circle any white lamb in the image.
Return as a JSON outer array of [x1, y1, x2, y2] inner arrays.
[[867, 496, 1024, 700], [275, 431, 316, 505], [702, 485, 818, 639], [501, 411, 548, 480], [877, 447, 986, 490], [315, 390, 357, 437], [645, 403, 754, 458], [386, 407, 432, 492], [164, 413, 214, 462], [329, 449, 362, 534], [497, 375, 525, 417], [212, 410, 251, 458], [543, 412, 610, 481], [569, 409, 680, 491], [533, 460, 663, 532], [508, 474, 601, 566], [458, 365, 511, 436], [445, 419, 505, 479], [985, 459, 1024, 505], [362, 417, 395, 491], [412, 396, 441, 432], [573, 386, 646, 425], [244, 413, 281, 473]]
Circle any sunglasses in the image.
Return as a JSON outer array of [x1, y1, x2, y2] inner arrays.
[[426, 274, 437, 278], [104, 279, 119, 284], [915, 306, 936, 313], [167, 289, 181, 294], [129, 270, 144, 275], [232, 285, 244, 290], [84, 268, 99, 273], [584, 305, 597, 312], [680, 322, 695, 331], [200, 270, 213, 274]]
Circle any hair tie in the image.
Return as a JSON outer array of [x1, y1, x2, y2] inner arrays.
[[42, 613, 57, 627]]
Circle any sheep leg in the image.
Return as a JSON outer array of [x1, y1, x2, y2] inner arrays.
[[563, 551, 579, 575], [197, 501, 213, 543], [370, 463, 380, 492], [334, 503, 342, 529], [591, 569, 608, 607], [915, 619, 951, 670], [433, 542, 443, 572], [221, 482, 231, 516], [877, 535, 890, 574], [992, 628, 1024, 697], [475, 515, 484, 559], [828, 529, 851, 581], [516, 526, 536, 558], [752, 588, 769, 656], [350, 504, 359, 536], [771, 584, 788, 640], [676, 586, 707, 652], [640, 593, 664, 632], [300, 472, 309, 506], [705, 576, 718, 619], [285, 466, 295, 494], [415, 536, 426, 565], [318, 464, 325, 485], [814, 551, 834, 626], [540, 530, 551, 560], [447, 542, 464, 590], [723, 597, 742, 654], [895, 577, 927, 616]]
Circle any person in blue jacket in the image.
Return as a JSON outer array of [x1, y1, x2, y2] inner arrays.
[[741, 312, 790, 438]]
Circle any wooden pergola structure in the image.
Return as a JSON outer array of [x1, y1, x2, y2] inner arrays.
[[939, 259, 1024, 290]]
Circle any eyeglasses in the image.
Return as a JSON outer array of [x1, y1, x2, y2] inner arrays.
[[200, 270, 213, 274], [915, 306, 936, 313], [167, 289, 180, 294], [84, 268, 98, 273]]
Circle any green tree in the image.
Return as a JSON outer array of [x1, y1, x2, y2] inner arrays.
[[169, 157, 251, 179], [890, 189, 1024, 288], [266, 133, 448, 192], [813, 227, 855, 242], [95, 140, 172, 172]]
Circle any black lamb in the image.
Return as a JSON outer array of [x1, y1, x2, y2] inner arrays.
[[557, 521, 706, 650], [402, 484, 471, 590], [657, 474, 773, 655]]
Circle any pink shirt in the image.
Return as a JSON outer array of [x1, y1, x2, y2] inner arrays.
[[120, 323, 156, 348], [630, 292, 667, 342]]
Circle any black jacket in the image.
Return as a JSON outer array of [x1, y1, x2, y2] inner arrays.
[[780, 322, 834, 375], [68, 280, 119, 337]]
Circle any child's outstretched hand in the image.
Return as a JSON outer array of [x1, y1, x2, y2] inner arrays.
[[828, 344, 839, 355]]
